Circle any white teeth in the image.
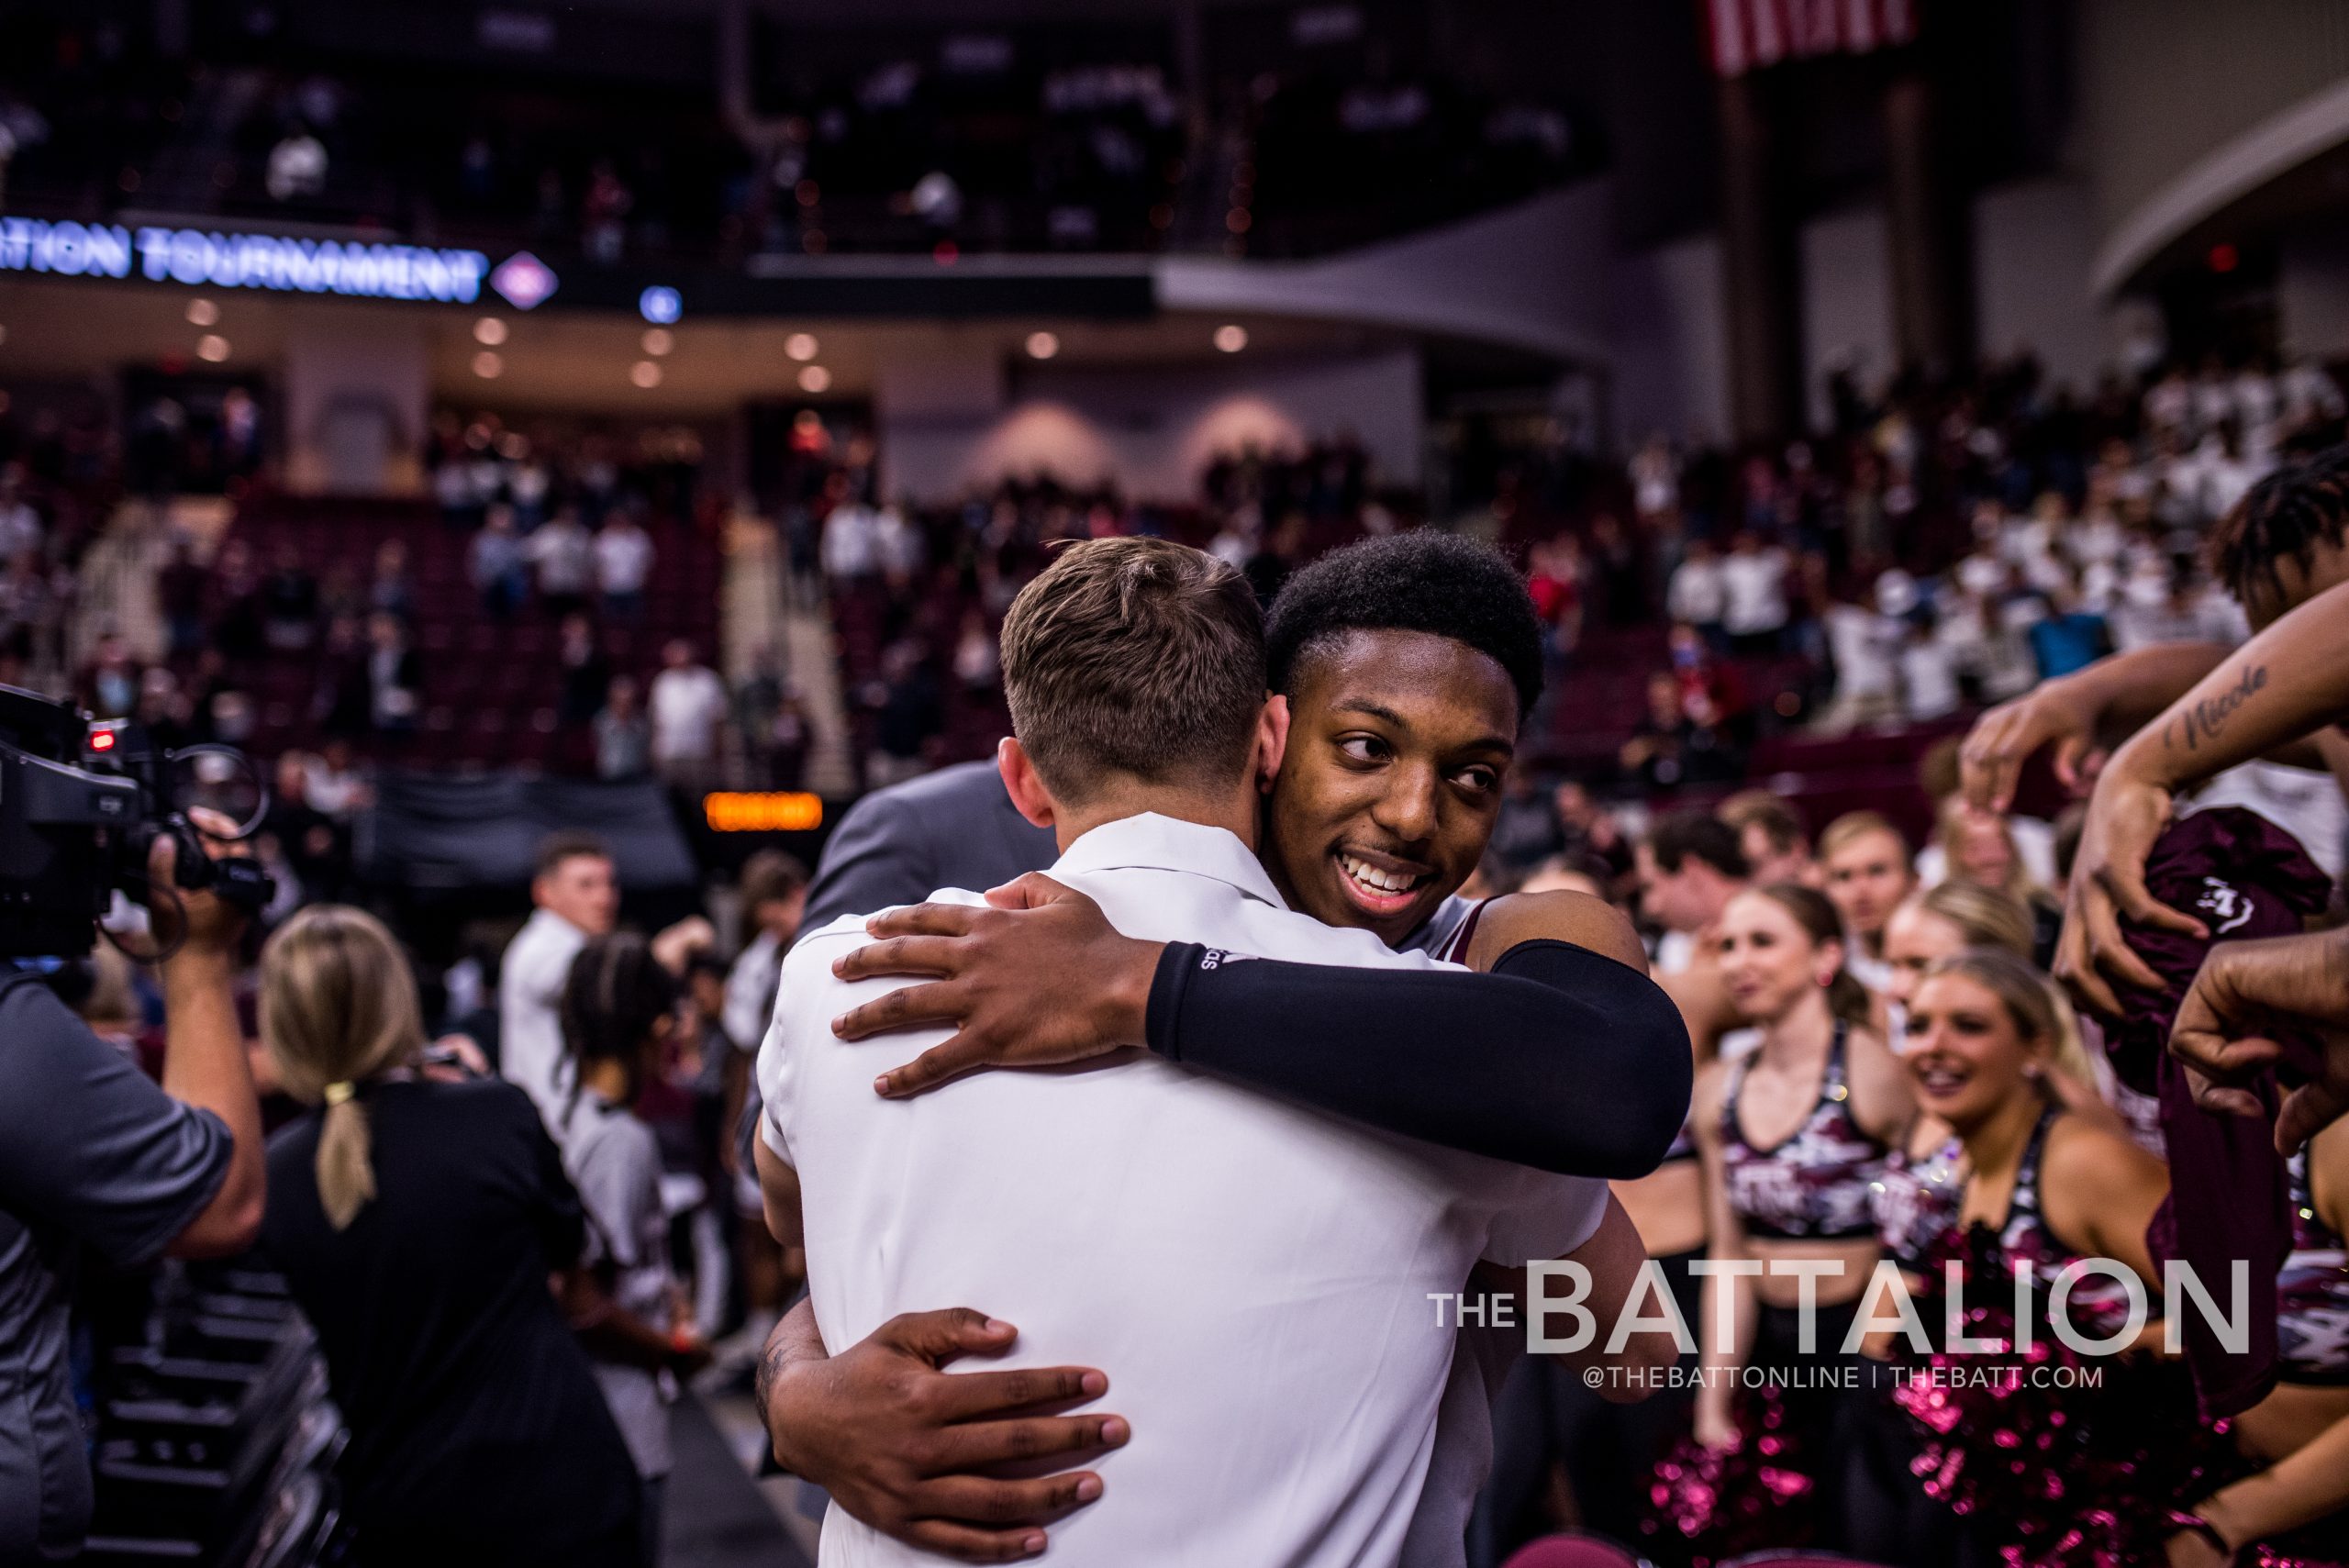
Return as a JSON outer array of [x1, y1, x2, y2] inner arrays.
[[1340, 853, 1417, 895]]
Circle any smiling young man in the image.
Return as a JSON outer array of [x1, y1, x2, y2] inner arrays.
[[755, 532, 1694, 1563]]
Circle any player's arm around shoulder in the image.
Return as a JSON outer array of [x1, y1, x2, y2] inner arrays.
[[1487, 1195, 1679, 1399], [1464, 890, 1649, 975]]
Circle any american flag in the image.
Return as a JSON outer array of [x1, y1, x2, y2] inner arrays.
[[1703, 0, 1920, 78]]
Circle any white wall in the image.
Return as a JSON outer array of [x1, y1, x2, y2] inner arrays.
[[879, 349, 1423, 504], [1973, 178, 2110, 394]]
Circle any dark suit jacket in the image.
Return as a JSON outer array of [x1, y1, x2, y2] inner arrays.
[[803, 760, 1060, 930]]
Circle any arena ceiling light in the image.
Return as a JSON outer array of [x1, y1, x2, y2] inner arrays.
[[798, 364, 831, 394], [1025, 330, 1060, 361], [639, 285, 683, 325], [1214, 324, 1248, 353], [641, 328, 674, 357], [473, 317, 507, 346], [785, 332, 818, 362], [473, 350, 503, 379], [185, 297, 218, 327], [631, 361, 663, 389], [195, 334, 229, 362]]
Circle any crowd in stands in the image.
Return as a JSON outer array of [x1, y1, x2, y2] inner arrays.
[[0, 15, 1586, 262]]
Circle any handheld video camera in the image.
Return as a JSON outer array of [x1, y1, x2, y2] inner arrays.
[[0, 684, 273, 959]]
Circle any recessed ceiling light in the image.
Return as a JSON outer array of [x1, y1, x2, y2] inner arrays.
[[474, 317, 507, 346], [195, 335, 230, 362], [785, 332, 818, 362], [1025, 330, 1059, 360], [631, 361, 663, 388], [473, 350, 503, 379], [186, 298, 219, 327], [798, 364, 831, 394], [641, 328, 674, 356], [1214, 324, 1248, 353]]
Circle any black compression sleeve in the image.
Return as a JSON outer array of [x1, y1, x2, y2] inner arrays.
[[1143, 940, 1692, 1179]]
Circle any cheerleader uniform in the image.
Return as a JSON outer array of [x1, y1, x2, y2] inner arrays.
[[1714, 1023, 1891, 1548], [1900, 1106, 2206, 1568]]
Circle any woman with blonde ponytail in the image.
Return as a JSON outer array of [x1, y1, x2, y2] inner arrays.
[[257, 905, 642, 1568]]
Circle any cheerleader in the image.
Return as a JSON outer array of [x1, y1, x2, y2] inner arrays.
[[1688, 884, 1910, 1547], [1898, 949, 2182, 1568]]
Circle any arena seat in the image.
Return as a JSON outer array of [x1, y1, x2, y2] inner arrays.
[[1499, 1532, 1647, 1568]]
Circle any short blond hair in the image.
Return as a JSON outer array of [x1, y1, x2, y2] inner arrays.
[[1000, 538, 1266, 800], [1820, 809, 1910, 868]]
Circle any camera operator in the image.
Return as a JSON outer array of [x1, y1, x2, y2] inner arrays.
[[0, 816, 265, 1562]]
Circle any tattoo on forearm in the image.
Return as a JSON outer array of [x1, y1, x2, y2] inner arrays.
[[753, 1334, 791, 1427], [2165, 663, 2267, 752]]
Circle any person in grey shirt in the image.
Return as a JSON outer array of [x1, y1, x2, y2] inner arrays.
[[802, 758, 1057, 931], [0, 828, 267, 1562]]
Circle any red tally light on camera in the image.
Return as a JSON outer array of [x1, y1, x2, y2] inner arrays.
[[88, 727, 118, 752]]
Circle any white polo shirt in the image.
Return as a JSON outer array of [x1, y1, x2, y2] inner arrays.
[[760, 813, 1607, 1568]]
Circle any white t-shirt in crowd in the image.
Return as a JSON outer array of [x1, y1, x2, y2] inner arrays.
[[499, 906, 590, 1129], [525, 519, 595, 596], [760, 814, 1608, 1568], [1899, 638, 1961, 721], [1666, 557, 1728, 626], [1824, 604, 1899, 699], [820, 505, 880, 579], [1720, 550, 1789, 635], [649, 663, 729, 763], [594, 524, 654, 595]]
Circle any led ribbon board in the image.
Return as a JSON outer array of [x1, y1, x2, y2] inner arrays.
[[0, 217, 493, 305]]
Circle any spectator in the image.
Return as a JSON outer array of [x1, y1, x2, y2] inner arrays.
[[1816, 581, 1903, 734], [254, 906, 643, 1567], [0, 473, 40, 562], [1636, 808, 1751, 977], [501, 833, 620, 1128], [2027, 578, 2113, 681], [593, 676, 651, 782], [648, 639, 729, 790], [859, 639, 942, 789], [1665, 537, 1728, 649], [526, 506, 596, 621], [1898, 608, 1962, 723], [1817, 810, 1916, 995], [1489, 770, 1564, 867], [820, 496, 881, 585], [1719, 530, 1791, 655], [159, 543, 209, 658], [364, 612, 421, 736], [951, 607, 999, 693], [557, 934, 709, 1561], [595, 512, 654, 621], [1719, 790, 1814, 886], [304, 739, 373, 820], [76, 631, 140, 719], [1553, 779, 1633, 885], [368, 539, 414, 622], [266, 121, 328, 201], [468, 506, 528, 619], [556, 613, 614, 730], [262, 544, 322, 652]]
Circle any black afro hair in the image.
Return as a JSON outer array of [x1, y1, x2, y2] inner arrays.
[[1264, 529, 1543, 723]]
